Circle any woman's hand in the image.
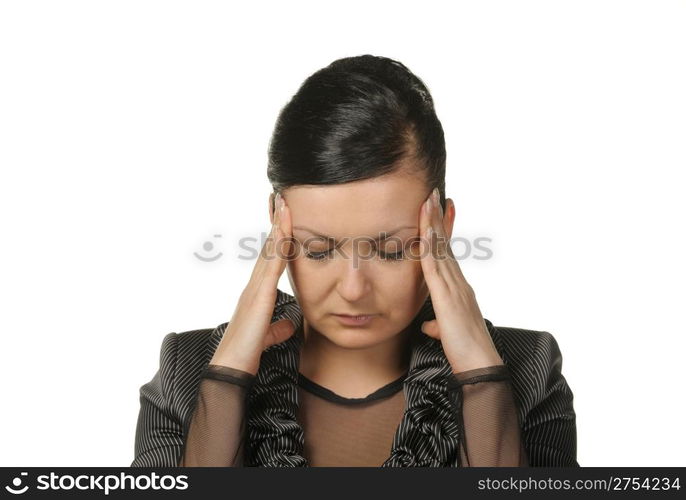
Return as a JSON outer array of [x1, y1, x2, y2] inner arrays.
[[418, 188, 504, 373], [209, 192, 297, 375]]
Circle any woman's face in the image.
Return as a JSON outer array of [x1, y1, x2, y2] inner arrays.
[[270, 171, 455, 350]]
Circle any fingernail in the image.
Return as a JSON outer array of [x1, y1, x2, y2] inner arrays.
[[278, 193, 285, 212], [432, 187, 439, 206]]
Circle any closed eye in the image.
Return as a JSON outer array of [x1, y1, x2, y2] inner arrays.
[[304, 249, 331, 261], [304, 248, 405, 262]]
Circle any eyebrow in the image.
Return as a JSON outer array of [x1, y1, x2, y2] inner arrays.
[[292, 225, 417, 242]]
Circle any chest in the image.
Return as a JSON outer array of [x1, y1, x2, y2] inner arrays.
[[295, 386, 407, 466]]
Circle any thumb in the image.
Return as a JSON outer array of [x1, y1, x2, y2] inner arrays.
[[420, 319, 440, 339], [266, 319, 296, 347]]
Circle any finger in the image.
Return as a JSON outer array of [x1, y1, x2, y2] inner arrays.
[[419, 190, 449, 296], [251, 193, 284, 285], [263, 192, 295, 283], [274, 192, 295, 264], [259, 193, 285, 280], [279, 194, 294, 254], [265, 318, 296, 348], [429, 189, 454, 261], [420, 319, 440, 339], [420, 190, 469, 305], [428, 189, 466, 288]]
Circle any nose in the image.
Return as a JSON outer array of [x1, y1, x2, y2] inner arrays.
[[335, 245, 373, 302]]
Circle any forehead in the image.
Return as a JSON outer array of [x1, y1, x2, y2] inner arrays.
[[285, 172, 427, 238]]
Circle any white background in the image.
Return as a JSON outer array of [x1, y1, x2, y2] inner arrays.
[[1, 0, 684, 467]]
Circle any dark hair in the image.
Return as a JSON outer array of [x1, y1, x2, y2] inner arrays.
[[267, 54, 446, 213]]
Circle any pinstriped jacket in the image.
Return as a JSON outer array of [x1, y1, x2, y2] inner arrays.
[[131, 288, 579, 467]]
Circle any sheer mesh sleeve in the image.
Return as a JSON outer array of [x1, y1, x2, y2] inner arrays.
[[178, 364, 256, 467], [447, 364, 528, 467]]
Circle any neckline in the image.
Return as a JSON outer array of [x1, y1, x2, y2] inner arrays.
[[297, 370, 408, 405]]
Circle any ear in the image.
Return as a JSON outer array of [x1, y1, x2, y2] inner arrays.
[[442, 197, 456, 241]]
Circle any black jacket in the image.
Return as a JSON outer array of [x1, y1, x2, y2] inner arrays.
[[131, 288, 578, 467]]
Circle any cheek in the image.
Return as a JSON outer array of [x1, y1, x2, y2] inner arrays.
[[382, 254, 424, 283], [287, 261, 312, 296], [287, 260, 327, 298], [383, 258, 426, 304]]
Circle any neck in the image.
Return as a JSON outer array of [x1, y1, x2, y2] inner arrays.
[[298, 319, 413, 399]]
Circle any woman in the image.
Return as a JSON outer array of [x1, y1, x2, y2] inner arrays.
[[131, 55, 578, 467]]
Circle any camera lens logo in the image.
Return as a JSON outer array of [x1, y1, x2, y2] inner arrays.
[[5, 472, 29, 495], [194, 234, 223, 262]]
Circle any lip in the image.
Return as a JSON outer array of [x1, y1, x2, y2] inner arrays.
[[333, 313, 377, 326]]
